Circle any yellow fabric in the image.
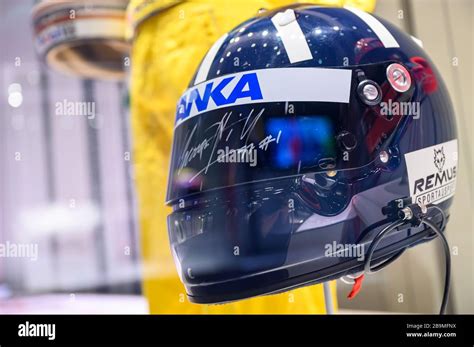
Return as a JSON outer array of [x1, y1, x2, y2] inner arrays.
[[130, 0, 373, 314], [127, 0, 376, 38]]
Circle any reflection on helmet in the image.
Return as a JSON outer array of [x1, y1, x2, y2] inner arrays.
[[166, 5, 457, 305], [410, 56, 438, 94]]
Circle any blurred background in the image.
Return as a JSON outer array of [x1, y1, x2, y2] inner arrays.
[[0, 0, 472, 314]]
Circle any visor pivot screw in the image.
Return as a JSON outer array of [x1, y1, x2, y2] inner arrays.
[[379, 150, 390, 163], [337, 131, 357, 151], [363, 84, 379, 101], [326, 170, 337, 177], [387, 63, 412, 92], [357, 80, 382, 105]]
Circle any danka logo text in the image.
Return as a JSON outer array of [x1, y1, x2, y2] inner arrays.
[[177, 72, 263, 120]]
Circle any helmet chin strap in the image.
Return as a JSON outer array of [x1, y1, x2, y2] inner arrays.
[[339, 200, 450, 315]]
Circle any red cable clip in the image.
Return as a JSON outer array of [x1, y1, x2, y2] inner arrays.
[[347, 274, 365, 299]]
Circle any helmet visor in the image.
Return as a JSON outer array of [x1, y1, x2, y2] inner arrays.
[[167, 61, 414, 203]]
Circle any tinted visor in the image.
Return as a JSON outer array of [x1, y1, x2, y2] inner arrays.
[[167, 62, 414, 203]]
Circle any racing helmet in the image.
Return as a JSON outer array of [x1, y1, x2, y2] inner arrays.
[[166, 5, 458, 304]]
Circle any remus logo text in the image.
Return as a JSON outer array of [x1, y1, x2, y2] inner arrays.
[[404, 140, 458, 205]]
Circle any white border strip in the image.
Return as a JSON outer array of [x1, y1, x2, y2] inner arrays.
[[177, 67, 352, 126], [194, 33, 228, 85], [410, 35, 424, 48], [345, 6, 400, 48], [271, 9, 313, 63]]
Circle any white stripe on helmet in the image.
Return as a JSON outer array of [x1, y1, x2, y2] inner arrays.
[[271, 9, 313, 63], [194, 33, 229, 85], [177, 67, 352, 127], [345, 6, 400, 48]]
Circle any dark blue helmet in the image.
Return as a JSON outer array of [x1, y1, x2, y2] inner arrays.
[[166, 5, 458, 304]]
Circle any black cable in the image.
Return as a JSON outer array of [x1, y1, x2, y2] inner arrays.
[[420, 219, 451, 315], [422, 205, 448, 241], [341, 218, 406, 283], [355, 217, 391, 244], [362, 212, 451, 315], [370, 222, 415, 272], [355, 202, 444, 245], [363, 220, 407, 275], [428, 205, 447, 230], [370, 248, 406, 272]]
